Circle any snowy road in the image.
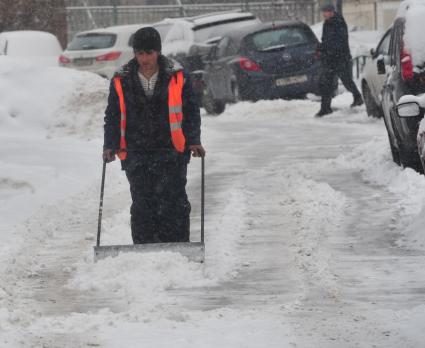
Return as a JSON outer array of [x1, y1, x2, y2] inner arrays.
[[2, 88, 425, 347]]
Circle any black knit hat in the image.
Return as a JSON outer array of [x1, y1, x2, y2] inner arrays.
[[132, 27, 162, 52], [321, 3, 336, 12]]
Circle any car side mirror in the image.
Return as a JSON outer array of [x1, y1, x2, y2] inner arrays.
[[377, 55, 386, 75], [396, 102, 421, 118]]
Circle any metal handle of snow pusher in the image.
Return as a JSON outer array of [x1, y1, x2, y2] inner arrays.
[[96, 156, 205, 246], [96, 159, 107, 247], [201, 155, 205, 244]]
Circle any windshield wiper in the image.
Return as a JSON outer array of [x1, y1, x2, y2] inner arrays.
[[261, 44, 287, 52]]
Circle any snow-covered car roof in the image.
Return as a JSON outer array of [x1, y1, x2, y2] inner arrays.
[[0, 30, 62, 57], [156, 11, 256, 30], [74, 24, 147, 37], [396, 0, 425, 18], [188, 11, 256, 28], [396, 0, 425, 67]]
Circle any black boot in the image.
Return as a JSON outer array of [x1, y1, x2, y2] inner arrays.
[[351, 94, 364, 107], [316, 95, 333, 117], [315, 108, 333, 117]]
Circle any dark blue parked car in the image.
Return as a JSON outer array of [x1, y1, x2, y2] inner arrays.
[[202, 21, 321, 114]]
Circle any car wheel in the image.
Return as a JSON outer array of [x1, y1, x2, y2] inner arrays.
[[231, 81, 240, 103], [362, 83, 383, 118], [388, 135, 401, 165], [382, 112, 401, 165], [389, 112, 423, 173], [398, 146, 424, 173], [203, 89, 225, 115]]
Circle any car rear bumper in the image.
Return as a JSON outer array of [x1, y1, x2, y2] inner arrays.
[[237, 64, 321, 100], [60, 62, 117, 79]]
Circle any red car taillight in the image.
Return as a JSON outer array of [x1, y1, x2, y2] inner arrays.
[[96, 51, 122, 62], [401, 46, 414, 81], [239, 57, 262, 72], [59, 55, 71, 64]]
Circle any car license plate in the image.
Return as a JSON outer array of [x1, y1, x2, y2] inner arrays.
[[275, 75, 308, 87], [73, 58, 94, 67]]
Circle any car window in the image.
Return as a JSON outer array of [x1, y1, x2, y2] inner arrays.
[[193, 19, 259, 43], [226, 38, 238, 56], [250, 26, 314, 52], [377, 30, 391, 56], [389, 23, 403, 67], [67, 33, 116, 51], [216, 37, 229, 59], [388, 27, 397, 65]]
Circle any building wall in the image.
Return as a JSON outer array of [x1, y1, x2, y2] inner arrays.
[[0, 0, 67, 48], [314, 0, 400, 32], [342, 0, 400, 31]]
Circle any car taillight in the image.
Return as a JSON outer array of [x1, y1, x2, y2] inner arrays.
[[59, 55, 71, 64], [401, 46, 414, 81], [96, 51, 122, 62], [239, 57, 262, 72]]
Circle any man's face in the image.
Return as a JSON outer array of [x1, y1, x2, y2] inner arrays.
[[322, 10, 334, 21], [135, 49, 159, 71]]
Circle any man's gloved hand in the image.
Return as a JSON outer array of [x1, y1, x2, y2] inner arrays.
[[102, 149, 116, 163], [189, 145, 206, 158]]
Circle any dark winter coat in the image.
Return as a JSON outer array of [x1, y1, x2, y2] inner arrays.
[[320, 13, 352, 66], [103, 55, 201, 169]]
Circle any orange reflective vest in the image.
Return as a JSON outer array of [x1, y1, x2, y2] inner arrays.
[[113, 71, 186, 160]]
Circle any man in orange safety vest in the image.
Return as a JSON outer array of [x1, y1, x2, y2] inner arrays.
[[103, 27, 205, 244]]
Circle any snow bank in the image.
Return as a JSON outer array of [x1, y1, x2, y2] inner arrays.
[[330, 136, 425, 249], [0, 58, 108, 259], [280, 168, 347, 295], [0, 56, 108, 138]]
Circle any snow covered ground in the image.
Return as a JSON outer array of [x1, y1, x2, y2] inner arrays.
[[1, 60, 425, 347]]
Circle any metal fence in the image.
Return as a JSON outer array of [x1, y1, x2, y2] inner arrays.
[[65, 1, 316, 41]]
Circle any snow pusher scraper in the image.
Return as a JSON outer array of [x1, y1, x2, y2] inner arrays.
[[94, 157, 205, 263]]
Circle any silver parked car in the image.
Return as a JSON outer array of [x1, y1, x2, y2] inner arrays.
[[360, 28, 391, 118]]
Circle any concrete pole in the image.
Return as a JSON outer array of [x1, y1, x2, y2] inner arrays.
[[336, 0, 343, 15]]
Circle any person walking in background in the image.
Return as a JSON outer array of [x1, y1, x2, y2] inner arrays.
[[316, 3, 364, 117]]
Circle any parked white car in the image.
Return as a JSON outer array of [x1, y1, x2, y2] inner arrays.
[[0, 30, 62, 66], [60, 24, 147, 79], [360, 28, 391, 118]]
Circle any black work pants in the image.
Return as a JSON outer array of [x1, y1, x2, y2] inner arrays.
[[125, 152, 191, 244], [319, 60, 361, 110]]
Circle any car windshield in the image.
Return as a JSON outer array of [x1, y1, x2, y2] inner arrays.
[[67, 33, 117, 51], [251, 27, 313, 52], [193, 18, 259, 43]]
